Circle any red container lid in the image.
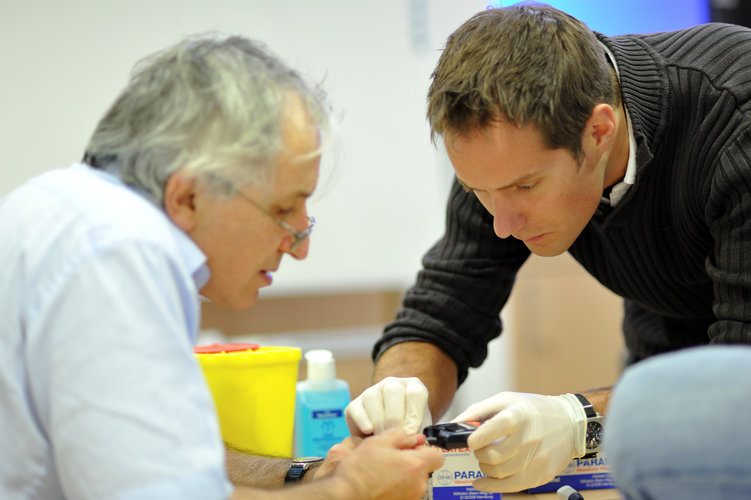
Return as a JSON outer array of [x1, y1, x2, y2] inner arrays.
[[194, 343, 260, 354]]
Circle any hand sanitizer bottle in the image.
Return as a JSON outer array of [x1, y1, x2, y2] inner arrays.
[[294, 349, 351, 457]]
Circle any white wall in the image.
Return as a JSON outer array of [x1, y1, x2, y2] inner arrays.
[[0, 0, 514, 400], [0, 0, 487, 294]]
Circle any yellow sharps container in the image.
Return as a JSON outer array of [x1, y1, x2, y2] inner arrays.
[[194, 343, 301, 458]]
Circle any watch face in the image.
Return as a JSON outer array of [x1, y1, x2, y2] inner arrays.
[[586, 421, 603, 450], [285, 457, 325, 484]]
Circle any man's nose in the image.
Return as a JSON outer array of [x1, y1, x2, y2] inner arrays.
[[491, 194, 525, 239], [283, 236, 310, 260], [280, 213, 312, 260]]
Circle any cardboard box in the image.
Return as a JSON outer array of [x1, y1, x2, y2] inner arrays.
[[524, 453, 615, 494], [427, 447, 501, 500]]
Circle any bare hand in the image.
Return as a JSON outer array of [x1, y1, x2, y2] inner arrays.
[[311, 435, 363, 480], [333, 428, 444, 500]]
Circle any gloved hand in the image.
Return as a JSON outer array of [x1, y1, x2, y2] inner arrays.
[[345, 377, 432, 437], [451, 392, 586, 493]]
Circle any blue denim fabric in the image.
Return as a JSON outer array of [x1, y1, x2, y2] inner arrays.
[[604, 345, 751, 499]]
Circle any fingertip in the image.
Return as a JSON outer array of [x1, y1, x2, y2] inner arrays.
[[346, 401, 376, 436], [362, 418, 375, 433], [347, 417, 374, 437], [348, 427, 372, 439], [466, 432, 482, 450], [386, 427, 422, 449], [428, 448, 445, 470], [472, 477, 495, 492], [466, 423, 495, 450]]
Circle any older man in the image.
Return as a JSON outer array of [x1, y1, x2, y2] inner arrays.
[[0, 35, 441, 500]]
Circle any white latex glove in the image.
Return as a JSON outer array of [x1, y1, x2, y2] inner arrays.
[[451, 392, 586, 493], [345, 377, 432, 437]]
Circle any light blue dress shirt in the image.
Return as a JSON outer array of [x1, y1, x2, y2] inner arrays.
[[0, 164, 232, 500]]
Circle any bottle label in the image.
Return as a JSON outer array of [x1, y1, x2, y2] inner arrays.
[[312, 409, 343, 419], [297, 407, 349, 456]]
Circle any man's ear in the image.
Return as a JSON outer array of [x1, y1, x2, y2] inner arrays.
[[586, 103, 617, 153], [163, 169, 199, 232]]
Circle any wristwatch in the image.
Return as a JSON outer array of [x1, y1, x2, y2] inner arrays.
[[284, 456, 324, 484], [574, 393, 603, 457]]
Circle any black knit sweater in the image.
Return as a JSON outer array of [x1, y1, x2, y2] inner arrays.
[[375, 23, 751, 384]]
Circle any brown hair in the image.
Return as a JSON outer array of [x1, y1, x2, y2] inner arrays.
[[427, 4, 619, 160]]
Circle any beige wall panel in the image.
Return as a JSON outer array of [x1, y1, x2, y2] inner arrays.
[[506, 253, 626, 395], [202, 290, 403, 335]]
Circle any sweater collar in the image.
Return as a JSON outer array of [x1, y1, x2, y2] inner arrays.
[[597, 32, 668, 181]]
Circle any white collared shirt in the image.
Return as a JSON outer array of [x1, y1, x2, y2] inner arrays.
[[0, 164, 231, 500]]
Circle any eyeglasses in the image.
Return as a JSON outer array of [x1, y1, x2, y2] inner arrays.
[[234, 190, 316, 252]]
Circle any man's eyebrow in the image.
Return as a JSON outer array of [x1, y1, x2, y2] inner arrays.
[[276, 190, 313, 206], [456, 174, 539, 192]]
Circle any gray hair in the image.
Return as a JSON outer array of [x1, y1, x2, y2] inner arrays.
[[83, 34, 329, 204]]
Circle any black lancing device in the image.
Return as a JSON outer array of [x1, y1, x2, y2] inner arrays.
[[422, 422, 480, 449]]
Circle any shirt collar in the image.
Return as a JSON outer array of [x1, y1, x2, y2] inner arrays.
[[600, 42, 637, 207], [167, 223, 210, 291]]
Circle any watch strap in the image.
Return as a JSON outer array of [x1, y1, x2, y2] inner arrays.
[[573, 393, 597, 419]]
